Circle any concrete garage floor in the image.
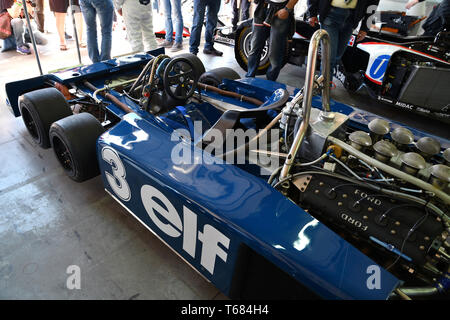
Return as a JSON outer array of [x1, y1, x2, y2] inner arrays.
[[0, 26, 448, 299]]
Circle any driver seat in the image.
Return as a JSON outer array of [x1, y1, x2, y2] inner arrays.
[[196, 88, 289, 148]]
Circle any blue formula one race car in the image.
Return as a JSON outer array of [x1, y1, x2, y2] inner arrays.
[[4, 30, 450, 300]]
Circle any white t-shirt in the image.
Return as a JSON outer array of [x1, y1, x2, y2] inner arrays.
[[331, 0, 358, 9]]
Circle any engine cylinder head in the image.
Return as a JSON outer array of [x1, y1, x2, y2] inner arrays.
[[368, 118, 390, 143], [391, 127, 414, 149], [349, 131, 372, 151], [373, 140, 398, 163], [443, 148, 450, 166], [416, 137, 441, 158], [400, 152, 426, 176], [429, 164, 450, 190]]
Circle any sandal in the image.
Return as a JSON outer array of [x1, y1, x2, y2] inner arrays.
[[60, 44, 68, 51], [79, 43, 87, 48]]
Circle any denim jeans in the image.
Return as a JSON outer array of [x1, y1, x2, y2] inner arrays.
[[162, 0, 183, 44], [321, 7, 354, 74], [11, 18, 25, 48], [246, 16, 290, 81], [189, 0, 221, 54], [79, 0, 114, 63], [232, 0, 250, 29]]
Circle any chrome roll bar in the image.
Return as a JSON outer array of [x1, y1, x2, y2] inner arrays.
[[279, 29, 332, 180]]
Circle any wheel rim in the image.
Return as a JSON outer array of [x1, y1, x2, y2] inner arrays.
[[21, 107, 39, 141], [52, 135, 74, 174], [243, 30, 269, 67]]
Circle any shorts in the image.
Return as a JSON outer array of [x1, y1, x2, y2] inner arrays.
[[49, 0, 80, 13]]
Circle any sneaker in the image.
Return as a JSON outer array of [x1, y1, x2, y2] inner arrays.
[[161, 40, 173, 48], [16, 45, 31, 55], [170, 42, 183, 52], [203, 47, 223, 56]]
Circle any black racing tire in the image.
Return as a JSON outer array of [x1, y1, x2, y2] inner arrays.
[[172, 52, 206, 80], [19, 87, 73, 149], [198, 67, 241, 87], [49, 113, 105, 182], [343, 73, 362, 93], [234, 25, 270, 75]]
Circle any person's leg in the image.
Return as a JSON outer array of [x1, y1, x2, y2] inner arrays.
[[11, 18, 26, 48], [30, 24, 48, 45], [55, 12, 67, 48], [162, 0, 173, 43], [320, 7, 344, 74], [231, 0, 239, 29], [140, 3, 158, 50], [189, 0, 206, 54], [245, 24, 270, 77], [172, 0, 183, 44], [80, 0, 100, 62], [72, 5, 85, 45], [122, 1, 145, 52], [203, 0, 220, 50], [92, 0, 114, 61], [266, 15, 290, 81], [240, 0, 250, 21], [35, 0, 45, 33], [335, 16, 354, 69]]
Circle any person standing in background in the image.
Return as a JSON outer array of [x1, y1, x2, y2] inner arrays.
[[34, 0, 44, 33], [2, 0, 47, 54], [246, 0, 298, 81], [189, 0, 222, 56], [161, 0, 184, 51], [308, 0, 379, 75], [114, 0, 157, 52], [71, 1, 86, 48], [229, 0, 250, 31], [49, 0, 69, 50], [49, 0, 84, 51], [79, 0, 114, 62], [3, 0, 31, 54]]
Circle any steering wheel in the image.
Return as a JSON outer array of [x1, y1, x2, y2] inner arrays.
[[163, 57, 198, 100]]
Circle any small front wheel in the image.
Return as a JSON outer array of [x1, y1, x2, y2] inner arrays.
[[49, 113, 105, 182]]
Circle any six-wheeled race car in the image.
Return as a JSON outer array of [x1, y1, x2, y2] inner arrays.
[[4, 30, 450, 299], [235, 18, 450, 121]]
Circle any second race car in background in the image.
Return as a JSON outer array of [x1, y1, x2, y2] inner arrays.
[[338, 30, 450, 121], [234, 17, 450, 121]]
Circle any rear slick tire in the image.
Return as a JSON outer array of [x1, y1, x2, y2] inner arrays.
[[19, 87, 73, 149]]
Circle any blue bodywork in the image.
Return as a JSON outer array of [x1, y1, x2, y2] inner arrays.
[[6, 49, 421, 299]]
